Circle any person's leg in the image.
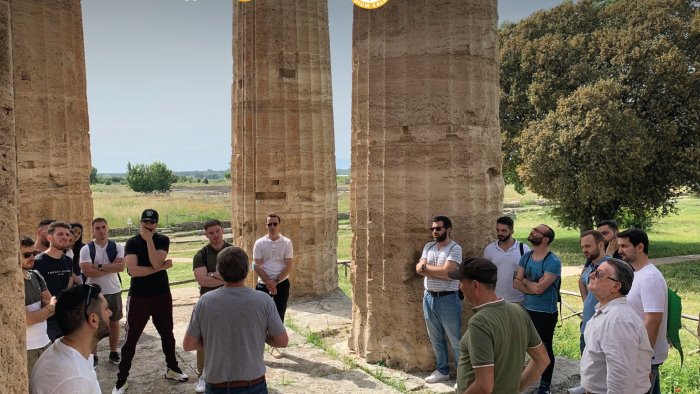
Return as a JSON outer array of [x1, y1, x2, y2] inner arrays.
[[433, 292, 462, 372], [197, 348, 205, 376], [150, 292, 179, 370], [648, 363, 661, 394], [107, 293, 123, 352], [118, 296, 151, 380], [273, 279, 290, 322], [206, 381, 268, 394], [27, 346, 46, 377], [423, 292, 449, 375], [527, 310, 557, 387]]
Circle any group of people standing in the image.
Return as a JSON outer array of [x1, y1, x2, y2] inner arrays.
[[418, 215, 669, 394]]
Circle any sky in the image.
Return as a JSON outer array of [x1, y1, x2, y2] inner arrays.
[[81, 0, 564, 173]]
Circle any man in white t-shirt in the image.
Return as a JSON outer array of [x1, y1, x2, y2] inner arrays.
[[483, 216, 530, 304], [253, 213, 294, 323], [79, 218, 125, 367], [617, 228, 668, 394], [30, 283, 111, 394]]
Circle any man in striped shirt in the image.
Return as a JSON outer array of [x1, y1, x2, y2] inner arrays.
[[416, 215, 462, 384]]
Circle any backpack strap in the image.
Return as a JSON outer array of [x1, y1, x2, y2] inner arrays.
[[106, 240, 118, 262], [88, 242, 96, 263], [519, 241, 525, 256]]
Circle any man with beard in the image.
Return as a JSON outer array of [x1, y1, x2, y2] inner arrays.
[[415, 215, 462, 384], [35, 219, 55, 253], [483, 216, 531, 304], [596, 220, 621, 259], [568, 230, 608, 394], [513, 224, 561, 394], [33, 221, 79, 340], [617, 229, 668, 394], [30, 284, 111, 394]]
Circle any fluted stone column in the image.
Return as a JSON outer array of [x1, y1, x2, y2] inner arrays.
[[1, 0, 29, 389], [350, 0, 503, 370], [232, 0, 338, 296], [12, 0, 93, 237]]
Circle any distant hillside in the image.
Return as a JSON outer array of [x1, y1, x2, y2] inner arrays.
[[337, 168, 350, 176], [101, 168, 351, 178]]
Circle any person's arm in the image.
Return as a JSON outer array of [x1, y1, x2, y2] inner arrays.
[[266, 331, 289, 348], [522, 272, 559, 294], [79, 262, 108, 278], [644, 312, 664, 349], [254, 259, 277, 294], [518, 343, 550, 392], [578, 268, 588, 302], [423, 259, 459, 279], [464, 366, 494, 394], [415, 258, 428, 277], [193, 267, 224, 288], [101, 257, 125, 273], [125, 254, 172, 277], [513, 266, 529, 293], [26, 294, 56, 325], [276, 257, 294, 282], [182, 331, 204, 352], [140, 227, 168, 270]]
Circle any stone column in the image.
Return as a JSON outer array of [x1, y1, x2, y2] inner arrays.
[[350, 0, 503, 370], [11, 0, 93, 237], [232, 0, 338, 296], [1, 0, 29, 389]]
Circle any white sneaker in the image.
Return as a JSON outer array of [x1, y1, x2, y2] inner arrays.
[[454, 382, 459, 392], [195, 377, 206, 393], [112, 380, 128, 394], [567, 386, 586, 394], [424, 370, 450, 383], [164, 367, 189, 382]]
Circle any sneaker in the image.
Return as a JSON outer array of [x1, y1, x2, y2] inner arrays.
[[454, 382, 459, 392], [536, 384, 551, 394], [195, 377, 206, 393], [270, 347, 284, 359], [109, 351, 120, 365], [424, 370, 450, 383], [112, 379, 128, 394], [567, 386, 586, 394], [93, 355, 98, 369], [164, 366, 189, 382]]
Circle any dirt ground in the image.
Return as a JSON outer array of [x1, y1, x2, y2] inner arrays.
[[95, 288, 581, 394]]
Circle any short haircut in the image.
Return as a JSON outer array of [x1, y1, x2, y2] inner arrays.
[[38, 219, 55, 228], [267, 213, 281, 224], [496, 216, 514, 229], [217, 246, 249, 282], [580, 230, 605, 245], [617, 228, 649, 254], [605, 258, 634, 295], [596, 220, 619, 231], [91, 217, 108, 226], [448, 257, 497, 290], [20, 236, 35, 248], [48, 221, 71, 235], [432, 215, 453, 229], [542, 224, 555, 244], [55, 284, 102, 336], [203, 219, 222, 231]]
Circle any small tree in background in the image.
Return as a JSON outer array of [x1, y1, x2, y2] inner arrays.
[[90, 167, 98, 184], [126, 161, 176, 193]]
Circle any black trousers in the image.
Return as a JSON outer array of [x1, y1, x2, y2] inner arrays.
[[527, 309, 558, 386], [256, 279, 290, 322]]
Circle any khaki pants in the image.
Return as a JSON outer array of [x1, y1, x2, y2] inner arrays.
[[27, 344, 49, 376], [197, 348, 205, 375]]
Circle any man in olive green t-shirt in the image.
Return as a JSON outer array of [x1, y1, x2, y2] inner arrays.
[[449, 257, 550, 394]]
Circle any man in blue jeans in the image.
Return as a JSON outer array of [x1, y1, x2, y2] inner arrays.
[[415, 215, 462, 384]]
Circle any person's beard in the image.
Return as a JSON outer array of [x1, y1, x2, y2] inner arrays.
[[435, 231, 448, 243], [497, 233, 512, 243], [40, 238, 50, 248], [96, 316, 110, 341], [587, 249, 600, 261], [527, 234, 542, 246]]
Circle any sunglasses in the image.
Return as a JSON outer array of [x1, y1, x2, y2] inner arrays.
[[84, 284, 97, 321], [22, 250, 40, 258], [588, 269, 621, 283], [267, 222, 279, 227], [430, 227, 444, 232]]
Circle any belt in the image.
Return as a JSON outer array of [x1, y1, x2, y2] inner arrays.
[[427, 290, 457, 297], [208, 376, 265, 388]]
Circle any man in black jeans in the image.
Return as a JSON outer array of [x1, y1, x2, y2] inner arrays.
[[513, 224, 562, 394]]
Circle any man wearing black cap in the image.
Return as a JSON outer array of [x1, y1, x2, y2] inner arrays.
[[113, 209, 187, 394], [450, 257, 549, 394]]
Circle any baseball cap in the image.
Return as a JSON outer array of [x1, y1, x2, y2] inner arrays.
[[447, 256, 498, 285], [140, 209, 159, 223]]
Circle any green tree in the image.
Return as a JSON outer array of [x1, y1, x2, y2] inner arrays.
[[501, 0, 700, 229], [126, 161, 176, 193], [90, 167, 98, 184]]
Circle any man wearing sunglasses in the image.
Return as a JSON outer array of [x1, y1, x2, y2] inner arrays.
[[113, 209, 187, 394], [415, 215, 462, 384], [30, 284, 111, 394], [21, 236, 56, 376], [580, 259, 652, 394], [253, 214, 294, 324]]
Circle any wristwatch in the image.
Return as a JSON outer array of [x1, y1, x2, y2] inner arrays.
[[207, 272, 215, 277], [97, 263, 103, 270], [421, 263, 427, 272]]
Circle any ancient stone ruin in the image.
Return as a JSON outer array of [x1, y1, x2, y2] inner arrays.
[[232, 0, 339, 296], [349, 0, 503, 370]]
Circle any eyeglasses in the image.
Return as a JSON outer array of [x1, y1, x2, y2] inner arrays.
[[267, 222, 279, 227], [588, 269, 621, 283], [430, 227, 444, 232], [22, 250, 40, 258], [84, 284, 97, 321], [531, 227, 546, 236]]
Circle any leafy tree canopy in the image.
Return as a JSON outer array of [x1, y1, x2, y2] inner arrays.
[[126, 161, 177, 193], [500, 0, 700, 229]]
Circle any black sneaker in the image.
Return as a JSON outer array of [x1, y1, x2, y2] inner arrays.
[[93, 355, 98, 369], [537, 384, 551, 394], [109, 351, 120, 364]]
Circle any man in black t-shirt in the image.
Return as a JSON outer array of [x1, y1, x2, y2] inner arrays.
[[113, 209, 187, 394], [32, 221, 78, 341]]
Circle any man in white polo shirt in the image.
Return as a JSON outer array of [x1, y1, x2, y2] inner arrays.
[[253, 213, 294, 323], [483, 216, 530, 304]]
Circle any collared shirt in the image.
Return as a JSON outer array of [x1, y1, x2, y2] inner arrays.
[[421, 240, 461, 292], [483, 240, 530, 303], [581, 297, 652, 394]]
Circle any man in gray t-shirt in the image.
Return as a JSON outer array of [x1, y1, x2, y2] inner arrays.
[[184, 246, 288, 392]]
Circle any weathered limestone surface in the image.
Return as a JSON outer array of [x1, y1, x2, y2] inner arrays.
[[232, 0, 338, 296], [1, 0, 29, 390], [350, 0, 503, 370], [12, 0, 93, 237]]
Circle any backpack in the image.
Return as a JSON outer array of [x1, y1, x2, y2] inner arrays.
[[88, 240, 120, 284], [523, 251, 562, 318], [518, 241, 525, 256], [667, 288, 684, 366]]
